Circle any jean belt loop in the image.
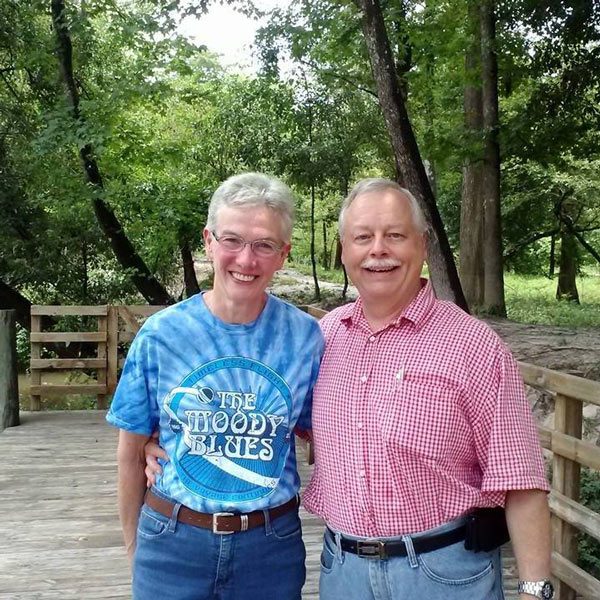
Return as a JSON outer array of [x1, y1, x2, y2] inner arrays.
[[401, 534, 419, 569], [263, 508, 272, 535], [334, 531, 344, 564], [168, 502, 182, 533]]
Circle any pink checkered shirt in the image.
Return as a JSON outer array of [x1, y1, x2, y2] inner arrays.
[[303, 280, 549, 537]]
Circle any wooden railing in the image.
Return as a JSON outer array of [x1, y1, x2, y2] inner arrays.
[[30, 305, 111, 410], [519, 362, 600, 600], [29, 304, 600, 599], [29, 304, 166, 409]]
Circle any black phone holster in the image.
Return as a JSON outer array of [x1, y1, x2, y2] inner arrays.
[[464, 507, 510, 552]]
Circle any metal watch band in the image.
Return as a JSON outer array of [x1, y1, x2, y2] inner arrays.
[[517, 580, 554, 599]]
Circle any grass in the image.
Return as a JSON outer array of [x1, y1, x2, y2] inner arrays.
[[290, 260, 600, 327], [504, 273, 600, 327]]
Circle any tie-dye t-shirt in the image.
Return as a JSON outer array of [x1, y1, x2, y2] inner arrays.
[[107, 293, 324, 513]]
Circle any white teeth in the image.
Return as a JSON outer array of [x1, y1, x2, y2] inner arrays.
[[367, 266, 395, 272], [231, 272, 256, 282]]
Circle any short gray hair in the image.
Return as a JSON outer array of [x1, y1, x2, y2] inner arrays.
[[338, 178, 428, 236], [207, 173, 295, 241]]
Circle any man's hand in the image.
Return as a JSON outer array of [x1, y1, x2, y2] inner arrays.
[[144, 430, 169, 487], [293, 426, 313, 443]]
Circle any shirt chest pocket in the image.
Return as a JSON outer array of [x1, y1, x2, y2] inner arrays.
[[379, 381, 464, 460]]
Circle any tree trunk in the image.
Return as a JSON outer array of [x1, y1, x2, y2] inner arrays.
[[51, 0, 173, 306], [460, 0, 485, 310], [480, 0, 506, 316], [322, 220, 329, 269], [0, 310, 19, 432], [181, 243, 200, 298], [556, 229, 580, 303], [353, 0, 468, 311], [310, 183, 321, 301], [549, 233, 556, 278]]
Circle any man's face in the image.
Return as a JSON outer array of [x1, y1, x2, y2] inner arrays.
[[203, 205, 290, 307], [341, 189, 427, 310]]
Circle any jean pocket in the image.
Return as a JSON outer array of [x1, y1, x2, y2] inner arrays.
[[419, 544, 494, 586], [320, 533, 337, 574], [271, 509, 302, 540], [137, 506, 170, 540]]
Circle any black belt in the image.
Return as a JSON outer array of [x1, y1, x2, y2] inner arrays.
[[329, 524, 467, 560]]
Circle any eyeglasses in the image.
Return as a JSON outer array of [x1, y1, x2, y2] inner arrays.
[[211, 231, 284, 258]]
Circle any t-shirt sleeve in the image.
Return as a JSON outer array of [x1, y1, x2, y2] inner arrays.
[[469, 340, 550, 495], [105, 327, 159, 435], [296, 326, 325, 432]]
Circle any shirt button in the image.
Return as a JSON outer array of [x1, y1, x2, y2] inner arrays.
[[369, 335, 376, 342], [357, 422, 363, 429], [358, 470, 366, 477], [360, 375, 367, 383]]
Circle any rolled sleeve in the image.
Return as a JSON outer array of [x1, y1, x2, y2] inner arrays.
[[471, 343, 550, 494], [106, 329, 159, 435]]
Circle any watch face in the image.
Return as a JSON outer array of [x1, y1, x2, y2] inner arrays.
[[541, 581, 554, 599]]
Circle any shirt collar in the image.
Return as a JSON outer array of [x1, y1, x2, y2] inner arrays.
[[340, 278, 435, 332]]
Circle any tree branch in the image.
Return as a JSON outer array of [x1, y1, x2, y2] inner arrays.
[[558, 212, 600, 265], [298, 58, 378, 98], [503, 229, 560, 259]]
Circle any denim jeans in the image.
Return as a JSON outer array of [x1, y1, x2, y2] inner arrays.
[[319, 518, 504, 600], [133, 489, 305, 600]]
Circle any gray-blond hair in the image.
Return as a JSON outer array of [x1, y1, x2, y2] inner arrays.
[[207, 173, 295, 241], [338, 178, 428, 236]]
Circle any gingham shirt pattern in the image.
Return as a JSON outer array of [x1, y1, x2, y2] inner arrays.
[[303, 280, 549, 537]]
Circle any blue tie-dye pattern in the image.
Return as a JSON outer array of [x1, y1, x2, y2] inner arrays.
[[106, 293, 324, 512]]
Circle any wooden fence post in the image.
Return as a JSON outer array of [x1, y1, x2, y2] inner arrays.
[[552, 393, 582, 600], [0, 310, 20, 431], [107, 306, 118, 395], [30, 313, 42, 410], [96, 314, 108, 410]]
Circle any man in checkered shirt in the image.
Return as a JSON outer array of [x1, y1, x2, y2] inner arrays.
[[302, 178, 553, 600]]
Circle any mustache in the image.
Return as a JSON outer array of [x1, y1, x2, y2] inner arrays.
[[360, 258, 401, 269]]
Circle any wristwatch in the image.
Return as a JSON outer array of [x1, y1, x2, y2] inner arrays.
[[517, 580, 554, 599]]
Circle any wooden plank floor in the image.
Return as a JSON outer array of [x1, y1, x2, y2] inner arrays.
[[0, 411, 517, 599]]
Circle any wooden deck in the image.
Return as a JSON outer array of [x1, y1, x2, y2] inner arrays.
[[0, 411, 517, 599]]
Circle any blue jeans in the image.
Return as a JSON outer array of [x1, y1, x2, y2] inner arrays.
[[319, 519, 504, 600], [133, 489, 305, 600]]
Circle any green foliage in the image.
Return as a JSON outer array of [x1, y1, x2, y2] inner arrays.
[[579, 469, 600, 578], [1, 0, 599, 317]]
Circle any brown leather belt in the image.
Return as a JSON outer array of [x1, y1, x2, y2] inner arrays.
[[144, 490, 299, 535]]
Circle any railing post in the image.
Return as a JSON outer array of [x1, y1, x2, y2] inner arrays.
[[107, 306, 118, 395], [96, 313, 107, 410], [0, 310, 20, 432], [30, 313, 41, 411], [552, 393, 582, 600]]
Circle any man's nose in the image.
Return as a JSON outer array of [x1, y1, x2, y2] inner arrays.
[[369, 234, 389, 255]]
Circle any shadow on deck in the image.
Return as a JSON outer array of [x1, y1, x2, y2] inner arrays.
[[0, 411, 517, 599]]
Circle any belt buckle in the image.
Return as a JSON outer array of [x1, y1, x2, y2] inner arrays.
[[212, 512, 235, 535], [356, 540, 387, 560]]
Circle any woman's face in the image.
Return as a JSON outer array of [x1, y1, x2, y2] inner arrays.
[[203, 205, 290, 310]]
